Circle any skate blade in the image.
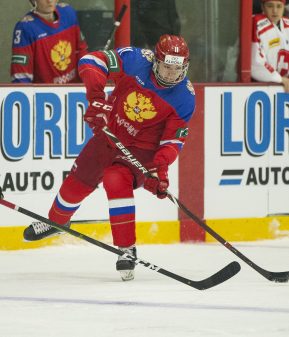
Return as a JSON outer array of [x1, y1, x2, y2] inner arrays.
[[119, 270, 135, 281]]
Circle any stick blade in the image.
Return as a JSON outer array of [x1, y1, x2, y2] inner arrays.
[[192, 261, 241, 290], [262, 270, 289, 283]]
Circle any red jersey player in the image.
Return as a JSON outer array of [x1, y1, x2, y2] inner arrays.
[[23, 35, 196, 281], [11, 0, 87, 83], [251, 0, 289, 91]]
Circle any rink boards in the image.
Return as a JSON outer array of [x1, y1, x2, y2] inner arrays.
[[0, 84, 289, 249]]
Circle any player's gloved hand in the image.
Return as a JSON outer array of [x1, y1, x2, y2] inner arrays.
[[144, 163, 169, 199], [84, 95, 115, 135]]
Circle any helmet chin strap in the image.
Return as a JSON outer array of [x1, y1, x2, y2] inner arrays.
[[154, 72, 173, 88]]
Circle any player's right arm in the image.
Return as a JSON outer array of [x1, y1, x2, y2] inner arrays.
[[78, 48, 137, 101], [11, 19, 35, 83], [78, 51, 110, 101], [78, 50, 124, 134]]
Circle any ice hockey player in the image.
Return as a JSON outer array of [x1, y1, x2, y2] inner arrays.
[[251, 0, 289, 91], [11, 0, 87, 83], [23, 35, 196, 281]]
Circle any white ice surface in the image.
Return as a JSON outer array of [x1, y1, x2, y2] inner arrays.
[[0, 239, 288, 337]]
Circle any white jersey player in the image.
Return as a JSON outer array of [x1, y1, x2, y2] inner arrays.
[[251, 0, 289, 91]]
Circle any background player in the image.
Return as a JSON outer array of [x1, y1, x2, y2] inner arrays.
[[251, 0, 289, 91], [11, 0, 87, 83]]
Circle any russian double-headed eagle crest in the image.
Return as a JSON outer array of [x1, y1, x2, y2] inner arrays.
[[124, 91, 157, 122], [51, 40, 72, 71]]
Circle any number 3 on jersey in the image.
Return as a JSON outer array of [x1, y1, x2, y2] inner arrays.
[[14, 30, 22, 44]]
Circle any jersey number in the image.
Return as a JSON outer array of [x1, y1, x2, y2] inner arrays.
[[14, 30, 22, 44]]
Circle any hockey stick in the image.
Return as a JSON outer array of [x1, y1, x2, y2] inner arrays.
[[0, 196, 240, 290], [267, 213, 289, 217], [104, 4, 127, 51], [102, 126, 289, 283]]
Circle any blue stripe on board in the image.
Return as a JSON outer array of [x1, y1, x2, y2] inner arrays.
[[219, 179, 242, 185]]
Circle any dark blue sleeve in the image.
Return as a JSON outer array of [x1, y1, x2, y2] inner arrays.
[[11, 21, 35, 48], [116, 47, 153, 76]]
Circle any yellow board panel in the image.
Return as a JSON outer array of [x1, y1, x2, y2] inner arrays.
[[3, 216, 288, 249], [0, 221, 180, 250], [205, 216, 289, 242], [136, 221, 180, 244]]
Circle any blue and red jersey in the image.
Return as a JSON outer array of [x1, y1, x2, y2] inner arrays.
[[11, 3, 87, 84], [79, 47, 195, 164]]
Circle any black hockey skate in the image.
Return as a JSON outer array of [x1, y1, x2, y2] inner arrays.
[[116, 246, 137, 281], [23, 221, 70, 241]]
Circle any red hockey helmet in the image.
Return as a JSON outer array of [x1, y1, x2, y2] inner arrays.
[[153, 35, 190, 87]]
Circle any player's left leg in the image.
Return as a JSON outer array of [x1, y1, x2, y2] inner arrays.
[[24, 134, 114, 241], [23, 174, 94, 241]]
